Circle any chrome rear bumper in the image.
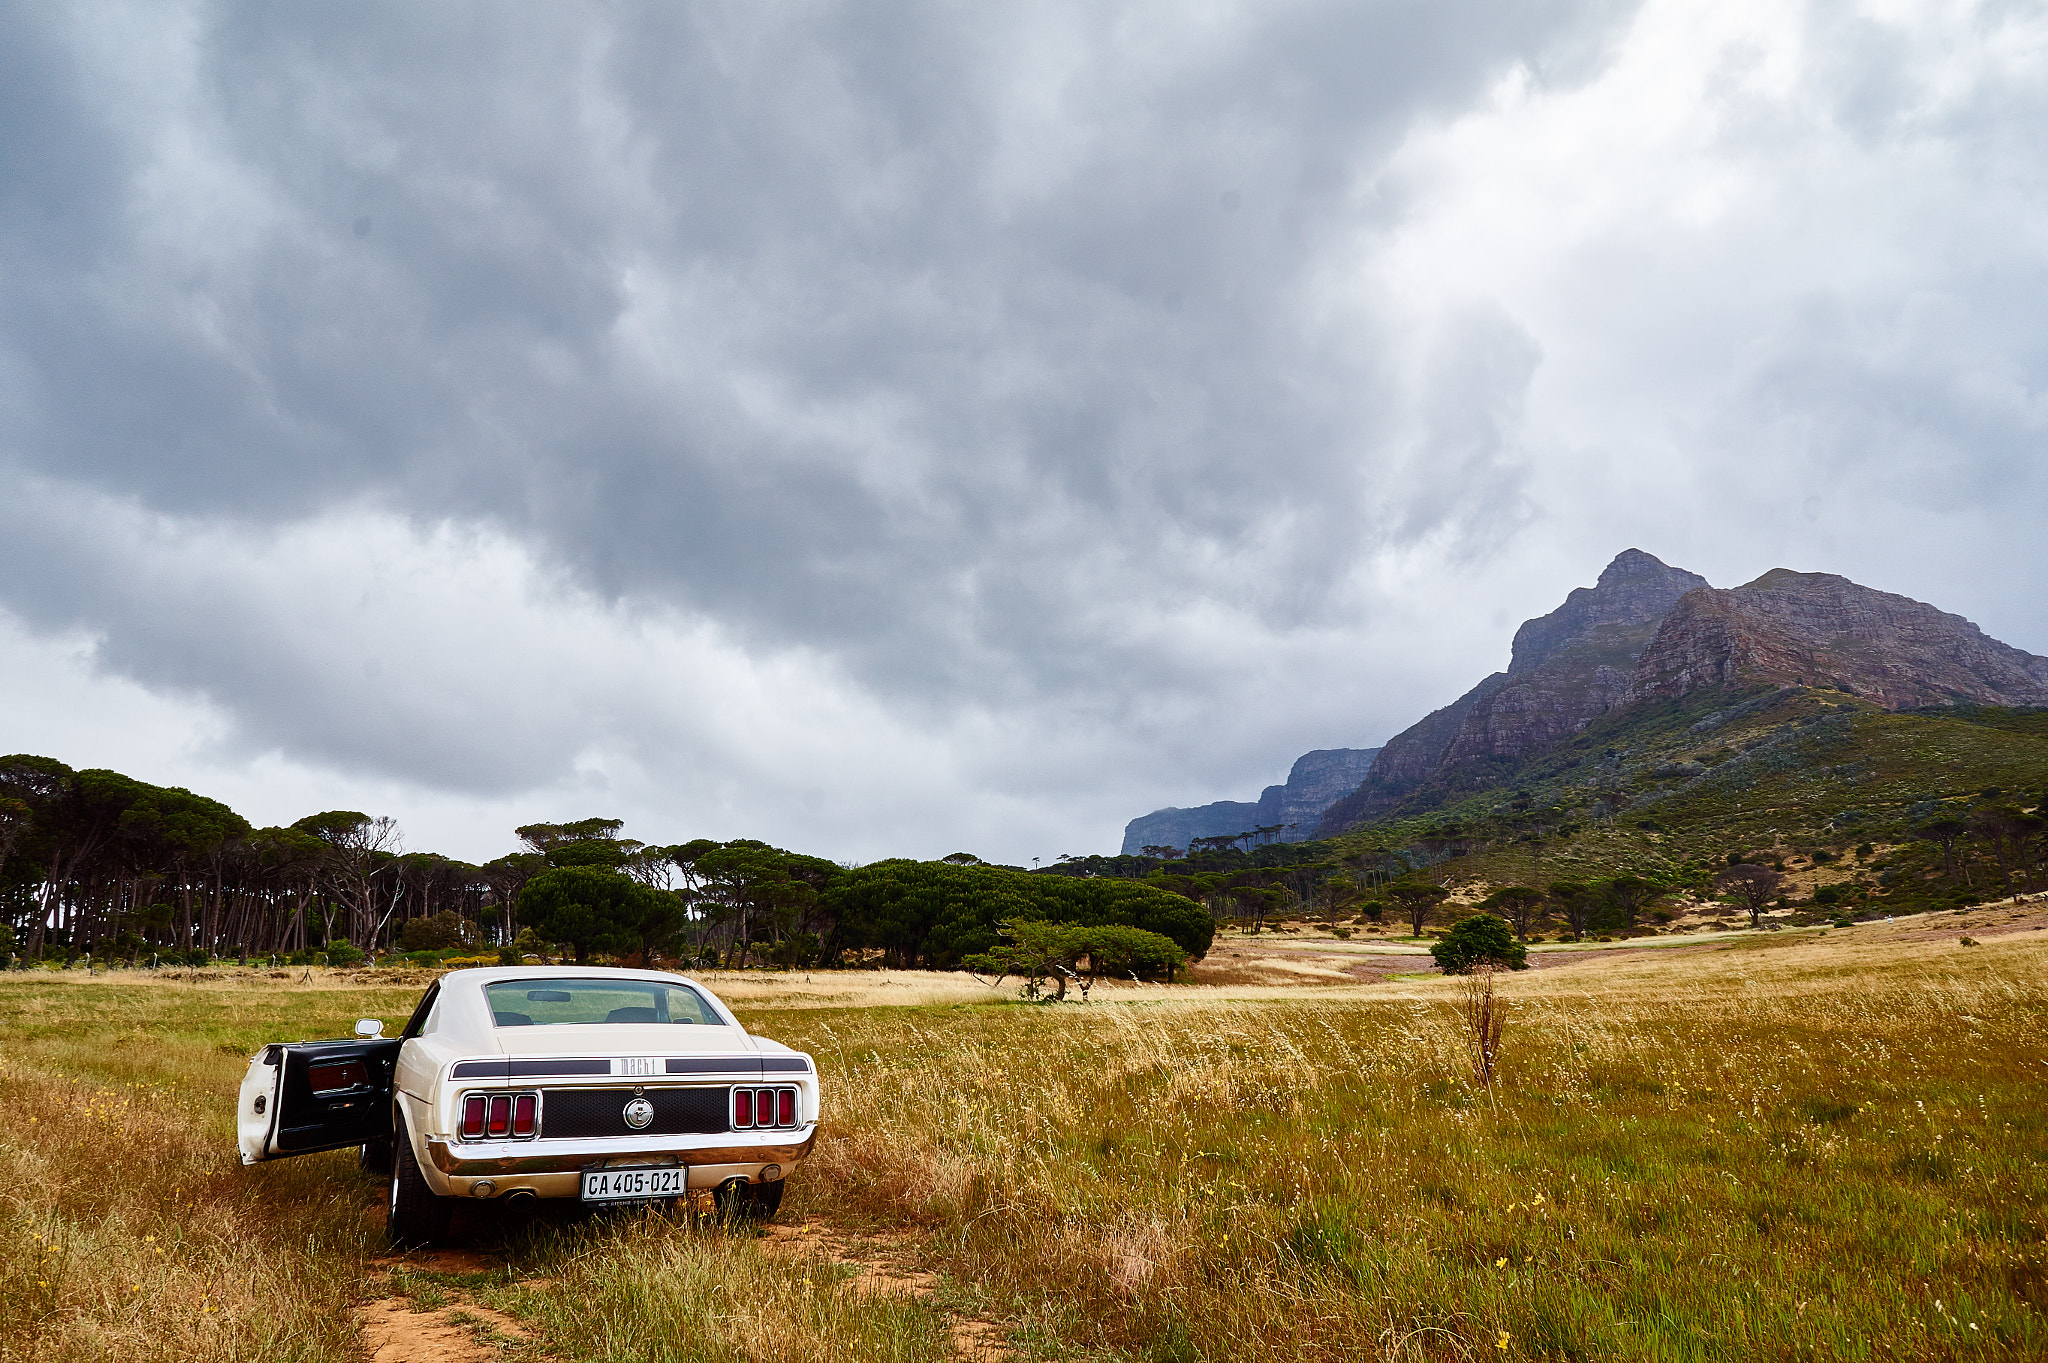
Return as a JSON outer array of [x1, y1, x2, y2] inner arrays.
[[425, 1128, 816, 1176]]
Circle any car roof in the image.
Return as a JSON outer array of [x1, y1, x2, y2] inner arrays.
[[440, 966, 708, 988]]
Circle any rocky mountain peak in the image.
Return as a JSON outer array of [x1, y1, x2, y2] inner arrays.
[[1602, 547, 1693, 588], [1509, 549, 1709, 675], [1317, 550, 1711, 832]]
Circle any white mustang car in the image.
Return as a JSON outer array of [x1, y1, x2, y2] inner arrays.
[[236, 966, 818, 1246]]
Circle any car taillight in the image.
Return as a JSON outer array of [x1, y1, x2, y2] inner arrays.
[[487, 1094, 511, 1137], [513, 1093, 537, 1137], [462, 1095, 486, 1138], [778, 1088, 797, 1127], [733, 1088, 755, 1128]]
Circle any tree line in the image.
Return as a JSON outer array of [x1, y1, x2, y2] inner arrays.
[[0, 755, 1208, 972]]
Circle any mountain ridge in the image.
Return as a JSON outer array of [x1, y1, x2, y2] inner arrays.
[[1315, 552, 2048, 838], [1120, 747, 1380, 855], [1626, 570, 2048, 710], [1316, 549, 1707, 831]]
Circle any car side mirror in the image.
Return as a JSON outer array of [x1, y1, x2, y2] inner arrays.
[[355, 1018, 385, 1039]]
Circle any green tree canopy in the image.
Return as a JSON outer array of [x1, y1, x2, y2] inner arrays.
[[545, 839, 633, 869], [1075, 924, 1185, 981], [1713, 863, 1786, 928], [1594, 873, 1664, 930], [517, 865, 687, 964], [1389, 882, 1448, 937], [120, 784, 250, 859], [826, 860, 1212, 968], [963, 919, 1186, 998], [1430, 913, 1529, 975], [1547, 881, 1592, 938], [292, 810, 373, 843], [1477, 885, 1544, 938], [689, 840, 842, 967], [516, 818, 628, 854]]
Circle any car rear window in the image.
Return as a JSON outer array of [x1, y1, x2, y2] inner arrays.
[[483, 979, 725, 1028]]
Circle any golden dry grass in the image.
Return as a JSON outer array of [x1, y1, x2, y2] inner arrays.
[[1, 921, 2042, 1361], [761, 923, 2048, 1360]]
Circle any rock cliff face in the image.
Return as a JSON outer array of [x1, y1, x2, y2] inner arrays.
[[1120, 801, 1262, 857], [1270, 748, 1387, 828], [1314, 553, 2048, 838], [1315, 550, 1705, 832], [1627, 570, 2048, 709], [1120, 747, 1380, 855]]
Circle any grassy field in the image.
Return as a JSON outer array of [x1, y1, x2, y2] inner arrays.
[[2, 919, 2045, 1361]]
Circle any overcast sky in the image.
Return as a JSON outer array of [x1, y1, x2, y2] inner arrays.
[[3, 0, 2045, 866]]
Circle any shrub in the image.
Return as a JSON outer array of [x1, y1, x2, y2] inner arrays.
[[826, 860, 1213, 967], [963, 919, 1184, 998], [321, 939, 366, 967], [767, 932, 826, 968], [398, 911, 478, 953], [1429, 914, 1528, 975], [1081, 924, 1186, 981]]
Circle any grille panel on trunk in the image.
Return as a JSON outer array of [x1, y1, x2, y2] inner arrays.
[[540, 1086, 731, 1139]]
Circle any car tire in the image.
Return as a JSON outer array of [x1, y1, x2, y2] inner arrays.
[[386, 1111, 452, 1249], [715, 1177, 785, 1222], [359, 1138, 394, 1176]]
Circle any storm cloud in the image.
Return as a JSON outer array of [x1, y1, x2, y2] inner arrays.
[[3, 0, 2045, 863]]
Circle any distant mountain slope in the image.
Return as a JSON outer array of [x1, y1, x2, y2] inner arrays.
[[1628, 570, 2048, 709], [1316, 552, 2048, 838], [1120, 747, 1379, 854], [1120, 800, 1263, 857], [1320, 684, 2048, 919], [1316, 550, 1706, 831]]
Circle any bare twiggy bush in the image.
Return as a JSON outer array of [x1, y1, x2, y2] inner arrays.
[[1460, 962, 1507, 1087]]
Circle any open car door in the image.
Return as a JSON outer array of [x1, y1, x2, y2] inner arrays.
[[238, 1036, 401, 1164]]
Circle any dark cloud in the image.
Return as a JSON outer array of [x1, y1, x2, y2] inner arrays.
[[1, 4, 1626, 690], [2, 1, 2045, 861]]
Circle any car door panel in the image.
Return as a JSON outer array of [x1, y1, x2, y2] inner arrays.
[[241, 1038, 401, 1161], [237, 1049, 285, 1164]]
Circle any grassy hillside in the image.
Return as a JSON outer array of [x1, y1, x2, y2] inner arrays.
[[1325, 688, 2048, 923]]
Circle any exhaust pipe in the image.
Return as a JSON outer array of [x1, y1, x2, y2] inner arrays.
[[504, 1188, 539, 1206]]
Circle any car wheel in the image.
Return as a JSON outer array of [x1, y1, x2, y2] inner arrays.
[[386, 1111, 452, 1249], [714, 1177, 785, 1223], [359, 1138, 394, 1176]]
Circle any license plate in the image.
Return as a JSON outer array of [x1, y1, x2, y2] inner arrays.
[[581, 1166, 688, 1202]]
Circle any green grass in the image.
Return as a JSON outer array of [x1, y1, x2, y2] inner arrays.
[[3, 933, 2046, 1361]]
